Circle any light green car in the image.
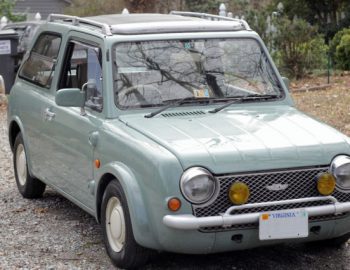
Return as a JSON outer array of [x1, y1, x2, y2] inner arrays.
[[7, 12, 350, 269]]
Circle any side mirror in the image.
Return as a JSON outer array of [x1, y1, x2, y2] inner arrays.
[[282, 77, 290, 92], [56, 88, 85, 107]]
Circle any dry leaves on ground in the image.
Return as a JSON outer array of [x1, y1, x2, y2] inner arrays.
[[292, 75, 350, 137]]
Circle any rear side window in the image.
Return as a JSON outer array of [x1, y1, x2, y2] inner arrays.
[[19, 33, 61, 88]]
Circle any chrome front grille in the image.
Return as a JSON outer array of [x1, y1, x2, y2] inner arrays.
[[193, 166, 350, 232]]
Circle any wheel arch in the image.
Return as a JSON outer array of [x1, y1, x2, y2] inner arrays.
[[95, 162, 159, 250], [96, 172, 115, 223], [8, 119, 21, 152], [8, 117, 36, 178]]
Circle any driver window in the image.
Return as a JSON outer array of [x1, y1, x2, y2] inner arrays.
[[60, 40, 103, 111]]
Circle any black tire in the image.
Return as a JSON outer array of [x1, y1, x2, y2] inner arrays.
[[307, 232, 350, 248], [101, 180, 152, 269], [13, 133, 46, 198], [324, 233, 350, 247]]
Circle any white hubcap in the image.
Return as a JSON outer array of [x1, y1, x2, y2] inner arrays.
[[106, 196, 126, 252], [16, 144, 27, 186]]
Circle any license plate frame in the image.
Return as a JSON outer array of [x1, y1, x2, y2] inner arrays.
[[259, 208, 309, 240]]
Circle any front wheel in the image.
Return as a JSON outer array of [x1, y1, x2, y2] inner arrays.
[[307, 232, 350, 248], [322, 233, 350, 247], [13, 133, 46, 198], [101, 180, 152, 269]]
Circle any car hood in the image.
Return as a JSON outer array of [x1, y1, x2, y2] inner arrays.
[[119, 106, 350, 174]]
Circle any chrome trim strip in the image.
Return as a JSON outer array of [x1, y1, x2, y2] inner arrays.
[[215, 166, 329, 179], [224, 196, 338, 215], [163, 196, 350, 230]]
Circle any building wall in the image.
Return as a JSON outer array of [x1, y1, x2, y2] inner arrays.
[[14, 0, 71, 19]]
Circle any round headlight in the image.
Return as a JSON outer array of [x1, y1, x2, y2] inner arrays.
[[180, 167, 217, 204], [330, 155, 350, 190]]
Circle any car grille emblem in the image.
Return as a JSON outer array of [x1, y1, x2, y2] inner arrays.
[[266, 183, 289, 191]]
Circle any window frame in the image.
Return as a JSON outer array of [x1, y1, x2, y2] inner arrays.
[[18, 32, 62, 90], [112, 37, 286, 111], [58, 37, 103, 112]]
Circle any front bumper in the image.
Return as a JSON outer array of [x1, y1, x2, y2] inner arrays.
[[163, 196, 350, 230]]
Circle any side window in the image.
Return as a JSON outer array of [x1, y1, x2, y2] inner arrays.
[[59, 40, 103, 111], [19, 33, 61, 88]]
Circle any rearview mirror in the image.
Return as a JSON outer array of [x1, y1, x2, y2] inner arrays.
[[56, 88, 85, 107]]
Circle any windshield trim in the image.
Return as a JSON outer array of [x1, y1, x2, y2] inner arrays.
[[112, 37, 286, 111]]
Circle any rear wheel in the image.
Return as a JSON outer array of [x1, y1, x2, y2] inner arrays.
[[13, 133, 46, 198], [101, 180, 152, 269]]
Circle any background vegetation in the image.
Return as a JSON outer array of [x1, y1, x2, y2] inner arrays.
[[65, 0, 350, 79], [0, 0, 25, 22], [1, 0, 350, 79]]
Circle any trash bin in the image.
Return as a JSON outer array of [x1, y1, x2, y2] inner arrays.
[[0, 29, 19, 94]]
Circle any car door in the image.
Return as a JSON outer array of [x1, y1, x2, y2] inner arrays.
[[40, 34, 105, 211], [17, 32, 63, 182]]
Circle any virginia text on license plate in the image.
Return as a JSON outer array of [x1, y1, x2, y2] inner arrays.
[[259, 209, 308, 240]]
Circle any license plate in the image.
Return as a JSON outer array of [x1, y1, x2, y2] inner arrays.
[[259, 209, 308, 240]]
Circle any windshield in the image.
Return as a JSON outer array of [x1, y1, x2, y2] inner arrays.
[[113, 38, 283, 109]]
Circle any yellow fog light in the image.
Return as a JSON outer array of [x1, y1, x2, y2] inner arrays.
[[317, 173, 336, 195], [229, 182, 250, 205]]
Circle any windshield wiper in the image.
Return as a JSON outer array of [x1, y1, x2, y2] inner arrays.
[[241, 94, 280, 100], [145, 97, 215, 118], [209, 94, 280, 114]]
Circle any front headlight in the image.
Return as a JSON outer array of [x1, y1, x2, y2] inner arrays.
[[330, 155, 350, 190], [180, 167, 218, 204]]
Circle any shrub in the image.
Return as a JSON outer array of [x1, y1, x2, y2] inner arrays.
[[335, 33, 350, 70], [272, 16, 328, 79], [330, 29, 350, 57], [0, 0, 26, 22], [302, 36, 329, 71]]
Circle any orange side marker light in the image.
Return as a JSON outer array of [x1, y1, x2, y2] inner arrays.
[[95, 159, 101, 169], [167, 197, 181, 212]]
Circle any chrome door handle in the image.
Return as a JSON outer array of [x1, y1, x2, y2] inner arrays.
[[44, 108, 55, 121]]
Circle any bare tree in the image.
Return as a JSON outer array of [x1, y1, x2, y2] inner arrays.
[[66, 0, 186, 16], [65, 0, 126, 16], [126, 0, 185, 13]]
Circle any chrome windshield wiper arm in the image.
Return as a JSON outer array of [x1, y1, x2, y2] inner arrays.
[[209, 94, 279, 114], [208, 98, 242, 113], [145, 97, 214, 118]]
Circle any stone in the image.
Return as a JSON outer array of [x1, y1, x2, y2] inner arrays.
[[0, 94, 7, 106]]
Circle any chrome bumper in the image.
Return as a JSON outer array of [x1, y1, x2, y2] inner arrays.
[[163, 196, 350, 230]]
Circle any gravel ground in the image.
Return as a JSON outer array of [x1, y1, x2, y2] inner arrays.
[[2, 90, 350, 269], [0, 105, 111, 269]]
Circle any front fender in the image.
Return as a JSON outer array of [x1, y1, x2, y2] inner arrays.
[[95, 161, 159, 250]]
